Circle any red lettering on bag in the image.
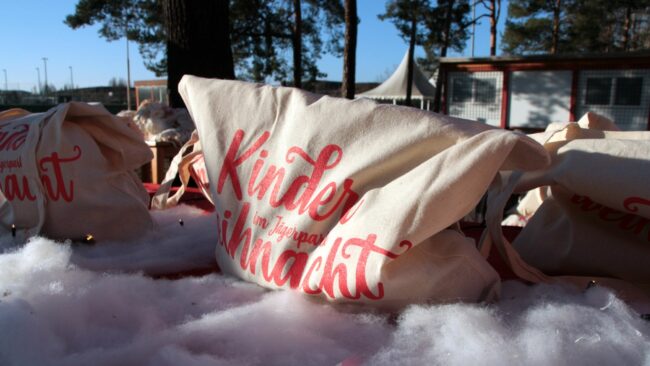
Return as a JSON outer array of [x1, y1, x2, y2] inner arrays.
[[342, 237, 413, 300], [219, 203, 412, 300], [39, 146, 82, 202], [267, 215, 326, 248], [263, 250, 309, 288], [320, 237, 357, 299], [623, 197, 650, 213], [301, 257, 324, 294], [0, 123, 29, 152], [570, 194, 650, 242], [226, 202, 253, 258], [222, 129, 362, 222], [218, 129, 270, 200], [240, 237, 271, 274], [0, 174, 37, 201], [570, 195, 602, 211]]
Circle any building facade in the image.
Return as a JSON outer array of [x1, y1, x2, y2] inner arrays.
[[439, 53, 650, 131]]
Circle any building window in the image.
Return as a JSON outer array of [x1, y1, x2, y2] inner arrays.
[[615, 77, 643, 106], [137, 86, 152, 105], [474, 78, 496, 103], [585, 77, 612, 105], [451, 76, 497, 103], [452, 77, 472, 102]]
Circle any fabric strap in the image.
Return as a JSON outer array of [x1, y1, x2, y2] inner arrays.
[[480, 159, 650, 313], [479, 171, 551, 284], [151, 131, 201, 210]]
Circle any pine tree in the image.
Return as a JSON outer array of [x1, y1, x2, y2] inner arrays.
[[569, 0, 650, 52], [501, 0, 572, 55], [230, 0, 344, 87], [379, 0, 432, 105], [476, 0, 502, 56], [65, 0, 167, 76], [341, 0, 358, 99], [426, 0, 472, 111], [67, 0, 344, 88], [503, 0, 650, 54]]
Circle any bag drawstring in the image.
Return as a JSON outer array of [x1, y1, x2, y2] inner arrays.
[[151, 130, 202, 210]]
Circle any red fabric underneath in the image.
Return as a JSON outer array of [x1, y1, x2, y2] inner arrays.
[[144, 183, 215, 212], [145, 183, 522, 281], [461, 224, 522, 281]]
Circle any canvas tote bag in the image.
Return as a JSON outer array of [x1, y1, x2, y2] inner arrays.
[[0, 102, 154, 242], [501, 112, 622, 227], [155, 75, 551, 309], [483, 114, 650, 292]]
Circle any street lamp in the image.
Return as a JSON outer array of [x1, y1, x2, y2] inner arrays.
[[42, 57, 48, 95], [69, 66, 74, 89], [126, 35, 132, 110], [36, 67, 41, 94]]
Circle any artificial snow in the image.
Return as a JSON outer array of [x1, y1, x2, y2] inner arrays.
[[1, 205, 649, 366]]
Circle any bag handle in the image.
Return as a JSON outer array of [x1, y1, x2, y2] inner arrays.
[[480, 171, 650, 312], [151, 130, 202, 209], [479, 171, 551, 283]]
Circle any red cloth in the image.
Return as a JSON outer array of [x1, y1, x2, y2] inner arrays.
[[144, 183, 215, 212], [461, 224, 522, 281]]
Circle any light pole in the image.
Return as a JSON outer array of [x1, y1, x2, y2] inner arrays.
[[36, 67, 41, 94], [2, 69, 7, 91], [69, 66, 74, 89], [126, 35, 132, 110], [42, 57, 48, 95]]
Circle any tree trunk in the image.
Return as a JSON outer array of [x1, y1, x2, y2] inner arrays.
[[292, 0, 302, 89], [489, 0, 499, 56], [551, 0, 561, 54], [433, 0, 454, 112], [622, 6, 632, 51], [341, 0, 357, 99], [163, 0, 234, 108], [405, 16, 417, 106]]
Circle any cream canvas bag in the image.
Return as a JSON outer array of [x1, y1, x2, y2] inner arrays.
[[156, 76, 550, 309], [0, 102, 153, 242], [502, 112, 622, 226], [484, 114, 650, 293]]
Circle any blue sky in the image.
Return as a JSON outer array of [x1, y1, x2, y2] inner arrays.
[[0, 0, 506, 91]]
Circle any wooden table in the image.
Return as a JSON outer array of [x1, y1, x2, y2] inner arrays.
[[140, 141, 180, 184]]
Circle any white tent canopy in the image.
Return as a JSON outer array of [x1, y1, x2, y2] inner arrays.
[[358, 50, 436, 101]]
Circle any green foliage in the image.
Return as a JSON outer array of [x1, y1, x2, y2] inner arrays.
[[502, 17, 554, 54], [379, 0, 471, 74], [378, 0, 431, 45], [65, 0, 166, 76], [424, 0, 471, 56], [503, 0, 650, 54], [231, 0, 344, 83], [501, 0, 572, 54], [569, 0, 650, 52], [66, 0, 344, 82], [229, 0, 290, 82]]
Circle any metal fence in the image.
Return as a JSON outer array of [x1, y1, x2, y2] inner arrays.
[[446, 71, 503, 127], [576, 69, 650, 130], [444, 68, 650, 131]]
